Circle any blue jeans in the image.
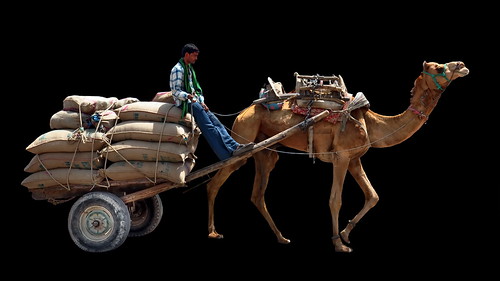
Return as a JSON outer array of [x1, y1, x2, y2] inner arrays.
[[188, 102, 240, 160]]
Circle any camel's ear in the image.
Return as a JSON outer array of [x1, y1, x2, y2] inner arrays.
[[422, 61, 428, 70]]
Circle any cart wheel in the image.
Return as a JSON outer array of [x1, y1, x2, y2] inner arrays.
[[128, 194, 163, 237], [68, 191, 131, 253]]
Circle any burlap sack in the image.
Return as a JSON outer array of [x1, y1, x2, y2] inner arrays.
[[26, 129, 108, 154], [24, 152, 104, 173], [115, 101, 194, 128], [114, 97, 140, 108], [63, 95, 119, 114], [152, 91, 175, 104], [106, 120, 195, 144], [50, 109, 119, 132], [50, 110, 92, 129], [104, 159, 195, 184], [21, 168, 104, 189], [91, 109, 120, 132], [101, 139, 193, 163]]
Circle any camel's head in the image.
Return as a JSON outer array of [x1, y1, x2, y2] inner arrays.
[[421, 61, 469, 91]]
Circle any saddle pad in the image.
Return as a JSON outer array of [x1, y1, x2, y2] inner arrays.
[[291, 105, 343, 124]]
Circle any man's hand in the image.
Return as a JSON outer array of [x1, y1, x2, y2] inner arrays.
[[201, 103, 209, 111]]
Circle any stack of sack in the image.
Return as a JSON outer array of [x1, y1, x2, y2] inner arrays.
[[21, 95, 124, 191], [21, 94, 200, 197], [102, 99, 200, 184]]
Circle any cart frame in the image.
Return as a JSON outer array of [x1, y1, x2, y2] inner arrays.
[[34, 110, 329, 252]]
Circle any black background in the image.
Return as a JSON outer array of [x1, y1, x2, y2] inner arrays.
[[6, 5, 495, 278]]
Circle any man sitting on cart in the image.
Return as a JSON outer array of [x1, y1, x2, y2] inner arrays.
[[169, 43, 253, 160]]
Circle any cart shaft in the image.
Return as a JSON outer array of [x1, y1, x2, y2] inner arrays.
[[120, 110, 330, 204]]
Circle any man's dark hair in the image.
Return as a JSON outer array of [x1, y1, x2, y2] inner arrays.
[[181, 43, 199, 56]]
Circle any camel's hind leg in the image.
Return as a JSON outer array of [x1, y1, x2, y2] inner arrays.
[[329, 157, 353, 253], [207, 159, 248, 239], [340, 158, 379, 244], [250, 148, 290, 244]]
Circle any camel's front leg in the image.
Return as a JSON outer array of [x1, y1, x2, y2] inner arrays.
[[340, 158, 379, 244], [330, 158, 353, 253], [207, 159, 247, 239], [250, 149, 290, 244]]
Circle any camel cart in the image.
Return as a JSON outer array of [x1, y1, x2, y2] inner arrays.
[[27, 110, 329, 253]]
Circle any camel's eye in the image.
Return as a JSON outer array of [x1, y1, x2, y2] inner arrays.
[[436, 65, 444, 73]]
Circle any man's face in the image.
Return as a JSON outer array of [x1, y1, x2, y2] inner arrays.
[[186, 52, 199, 64]]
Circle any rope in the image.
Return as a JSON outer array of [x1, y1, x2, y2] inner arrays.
[[105, 107, 159, 185], [223, 108, 417, 158], [217, 67, 454, 159], [212, 108, 246, 117]]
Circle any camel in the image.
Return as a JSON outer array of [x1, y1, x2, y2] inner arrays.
[[205, 61, 469, 253]]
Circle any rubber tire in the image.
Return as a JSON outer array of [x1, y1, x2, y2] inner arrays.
[[128, 194, 163, 237], [68, 191, 131, 253]]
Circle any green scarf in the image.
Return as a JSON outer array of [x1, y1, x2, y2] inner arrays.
[[179, 58, 202, 118]]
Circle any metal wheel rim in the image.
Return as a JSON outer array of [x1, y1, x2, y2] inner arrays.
[[79, 205, 115, 242]]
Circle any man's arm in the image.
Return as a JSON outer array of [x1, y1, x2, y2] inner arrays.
[[170, 65, 191, 103]]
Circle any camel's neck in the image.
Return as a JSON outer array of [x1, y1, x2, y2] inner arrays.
[[365, 75, 443, 148]]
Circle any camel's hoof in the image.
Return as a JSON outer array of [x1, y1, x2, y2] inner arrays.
[[340, 230, 350, 244], [278, 238, 291, 244], [335, 245, 353, 253], [208, 232, 224, 239]]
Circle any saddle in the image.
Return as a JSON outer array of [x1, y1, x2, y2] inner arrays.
[[293, 72, 351, 110], [253, 73, 351, 111], [252, 73, 370, 158]]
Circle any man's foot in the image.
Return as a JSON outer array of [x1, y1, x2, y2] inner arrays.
[[232, 142, 255, 156]]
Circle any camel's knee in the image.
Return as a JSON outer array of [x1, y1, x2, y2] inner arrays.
[[254, 151, 278, 169], [268, 149, 279, 162], [366, 194, 379, 209], [250, 194, 265, 208]]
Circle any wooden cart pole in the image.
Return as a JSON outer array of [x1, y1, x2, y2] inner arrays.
[[120, 110, 330, 204]]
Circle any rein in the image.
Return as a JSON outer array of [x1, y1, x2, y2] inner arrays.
[[223, 63, 460, 158]]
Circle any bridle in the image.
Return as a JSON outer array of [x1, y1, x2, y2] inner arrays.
[[421, 63, 450, 91], [407, 63, 457, 120]]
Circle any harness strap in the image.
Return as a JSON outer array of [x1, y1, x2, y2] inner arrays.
[[407, 106, 429, 120], [422, 63, 449, 90], [308, 126, 314, 160]]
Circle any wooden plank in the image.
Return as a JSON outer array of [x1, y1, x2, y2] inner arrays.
[[29, 178, 168, 202], [120, 110, 330, 204], [121, 181, 181, 204], [298, 85, 343, 92], [251, 93, 300, 105], [295, 73, 340, 80]]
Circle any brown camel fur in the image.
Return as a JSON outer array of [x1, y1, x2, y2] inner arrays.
[[205, 61, 469, 253]]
